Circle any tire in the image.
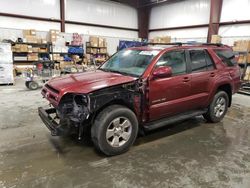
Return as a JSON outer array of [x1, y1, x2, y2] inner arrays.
[[91, 105, 138, 156], [203, 91, 229, 123], [28, 81, 39, 90]]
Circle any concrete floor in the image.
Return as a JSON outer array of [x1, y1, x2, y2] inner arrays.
[[0, 78, 250, 188]]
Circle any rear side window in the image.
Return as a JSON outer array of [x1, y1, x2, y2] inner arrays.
[[215, 50, 237, 67], [189, 50, 215, 72]]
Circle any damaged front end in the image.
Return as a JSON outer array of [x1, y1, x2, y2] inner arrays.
[[38, 93, 90, 138]]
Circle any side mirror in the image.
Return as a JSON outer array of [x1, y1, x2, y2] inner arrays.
[[152, 66, 172, 79]]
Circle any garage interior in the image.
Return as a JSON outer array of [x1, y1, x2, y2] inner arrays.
[[0, 0, 250, 187]]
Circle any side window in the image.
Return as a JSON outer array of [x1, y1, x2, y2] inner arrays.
[[205, 52, 215, 71], [156, 50, 187, 75], [215, 50, 237, 67], [190, 50, 207, 72]]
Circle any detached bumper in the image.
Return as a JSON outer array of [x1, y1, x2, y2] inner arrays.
[[38, 107, 65, 136]]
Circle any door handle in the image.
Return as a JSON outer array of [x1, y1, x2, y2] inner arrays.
[[183, 77, 190, 82], [210, 72, 215, 77]]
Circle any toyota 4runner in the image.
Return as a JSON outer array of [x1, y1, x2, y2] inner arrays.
[[39, 43, 241, 156]]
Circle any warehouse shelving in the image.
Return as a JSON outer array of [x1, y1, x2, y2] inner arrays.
[[235, 51, 250, 95]]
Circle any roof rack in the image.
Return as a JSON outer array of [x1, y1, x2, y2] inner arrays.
[[147, 42, 224, 47], [147, 42, 182, 46]]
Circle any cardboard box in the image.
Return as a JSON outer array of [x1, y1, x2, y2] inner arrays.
[[32, 47, 40, 53], [30, 29, 36, 36], [153, 36, 171, 43], [244, 66, 250, 80], [41, 39, 47, 44], [100, 48, 107, 54], [23, 29, 36, 37], [49, 29, 60, 35], [60, 61, 73, 69], [23, 30, 30, 37], [27, 53, 38, 61], [98, 38, 105, 47], [13, 44, 29, 52], [89, 36, 99, 47], [211, 35, 221, 44], [246, 53, 250, 63], [25, 35, 38, 43]]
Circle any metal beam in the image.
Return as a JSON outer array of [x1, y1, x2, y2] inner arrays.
[[65, 20, 138, 32], [207, 0, 223, 43], [0, 12, 61, 23], [138, 7, 150, 39], [149, 24, 209, 32], [60, 0, 65, 32]]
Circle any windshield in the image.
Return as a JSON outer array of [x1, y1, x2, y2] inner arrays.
[[99, 49, 160, 77]]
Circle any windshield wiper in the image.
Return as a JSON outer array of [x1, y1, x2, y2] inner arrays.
[[99, 68, 138, 77]]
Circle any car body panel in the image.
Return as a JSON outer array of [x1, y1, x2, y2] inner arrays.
[[40, 44, 241, 135]]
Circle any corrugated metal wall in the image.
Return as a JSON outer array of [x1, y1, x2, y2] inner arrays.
[[149, 0, 210, 42], [0, 0, 138, 38]]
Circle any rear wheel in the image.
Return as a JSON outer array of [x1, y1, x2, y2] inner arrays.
[[91, 105, 138, 156], [28, 81, 39, 90], [203, 91, 229, 123]]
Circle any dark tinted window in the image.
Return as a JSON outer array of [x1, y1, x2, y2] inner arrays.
[[190, 50, 207, 72], [156, 50, 186, 75], [215, 50, 237, 67], [206, 52, 215, 70]]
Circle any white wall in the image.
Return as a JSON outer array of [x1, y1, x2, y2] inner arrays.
[[221, 0, 250, 22], [219, 0, 250, 46], [65, 0, 138, 29], [149, 27, 208, 42], [0, 0, 139, 55], [149, 0, 210, 42], [0, 0, 138, 39], [149, 0, 210, 29], [219, 24, 250, 46], [0, 0, 60, 19]]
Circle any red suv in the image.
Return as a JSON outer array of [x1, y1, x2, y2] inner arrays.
[[39, 43, 241, 156]]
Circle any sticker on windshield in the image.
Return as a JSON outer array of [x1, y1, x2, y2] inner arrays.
[[139, 50, 159, 56]]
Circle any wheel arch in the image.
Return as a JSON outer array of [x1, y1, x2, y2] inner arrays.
[[216, 83, 232, 107], [89, 99, 138, 125]]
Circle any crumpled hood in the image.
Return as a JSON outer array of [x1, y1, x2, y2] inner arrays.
[[47, 70, 137, 95]]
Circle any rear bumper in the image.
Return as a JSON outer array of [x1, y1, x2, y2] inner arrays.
[[38, 107, 65, 136]]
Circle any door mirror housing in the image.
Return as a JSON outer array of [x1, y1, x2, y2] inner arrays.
[[152, 66, 172, 79]]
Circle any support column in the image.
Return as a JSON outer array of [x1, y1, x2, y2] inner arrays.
[[60, 0, 65, 32], [138, 7, 150, 39], [207, 0, 223, 42]]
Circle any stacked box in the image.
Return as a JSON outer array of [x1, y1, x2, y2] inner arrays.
[[233, 40, 250, 52], [52, 54, 64, 61], [60, 61, 74, 69], [89, 36, 99, 47], [23, 29, 39, 43], [98, 38, 107, 47], [244, 66, 250, 81], [71, 33, 83, 46], [49, 29, 60, 44], [100, 48, 107, 54], [211, 35, 221, 44], [27, 53, 39, 61], [152, 36, 171, 43]]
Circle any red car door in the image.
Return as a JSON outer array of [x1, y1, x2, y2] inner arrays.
[[148, 50, 193, 121], [187, 49, 217, 108]]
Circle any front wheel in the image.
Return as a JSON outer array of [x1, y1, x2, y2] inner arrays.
[[203, 91, 229, 123], [91, 105, 138, 156], [28, 81, 39, 90]]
